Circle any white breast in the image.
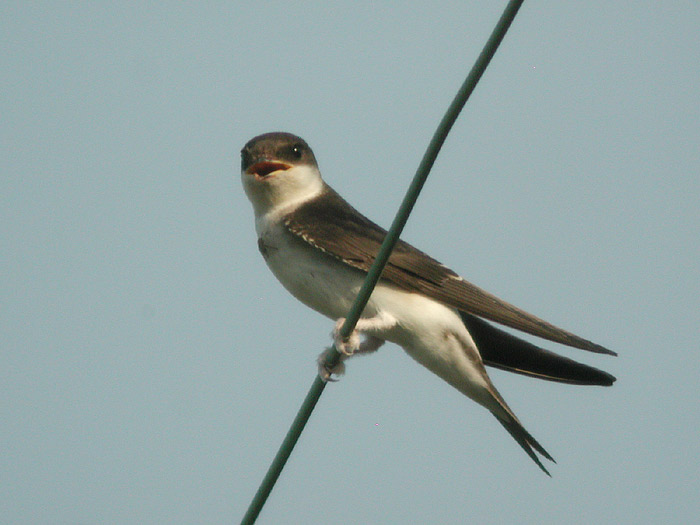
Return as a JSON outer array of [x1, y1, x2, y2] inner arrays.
[[253, 211, 484, 396], [256, 215, 371, 321]]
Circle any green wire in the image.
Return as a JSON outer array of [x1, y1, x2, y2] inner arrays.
[[241, 1, 525, 523]]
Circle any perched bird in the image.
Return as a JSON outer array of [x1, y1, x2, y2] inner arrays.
[[240, 131, 616, 475]]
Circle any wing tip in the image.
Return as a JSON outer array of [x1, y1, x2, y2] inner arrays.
[[600, 371, 617, 386], [585, 341, 617, 357], [463, 313, 617, 386]]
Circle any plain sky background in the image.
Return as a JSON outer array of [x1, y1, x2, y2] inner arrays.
[[2, 2, 699, 524]]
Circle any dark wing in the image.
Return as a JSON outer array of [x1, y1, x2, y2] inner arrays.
[[284, 186, 616, 356], [461, 313, 615, 385]]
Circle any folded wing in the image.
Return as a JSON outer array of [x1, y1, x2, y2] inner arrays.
[[461, 313, 615, 385], [284, 185, 616, 357]]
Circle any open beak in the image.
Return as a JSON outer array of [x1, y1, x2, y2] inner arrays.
[[246, 161, 292, 179]]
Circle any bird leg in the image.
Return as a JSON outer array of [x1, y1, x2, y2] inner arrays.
[[317, 314, 394, 381]]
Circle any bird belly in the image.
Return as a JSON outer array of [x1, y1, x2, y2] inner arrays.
[[369, 286, 493, 404], [257, 220, 493, 408]]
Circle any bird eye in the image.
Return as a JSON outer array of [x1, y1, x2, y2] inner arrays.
[[291, 144, 303, 159]]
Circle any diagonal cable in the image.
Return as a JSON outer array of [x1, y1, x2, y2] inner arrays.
[[241, 1, 525, 523]]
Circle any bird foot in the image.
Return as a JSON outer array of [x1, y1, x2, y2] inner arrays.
[[317, 347, 346, 382], [332, 318, 361, 356]]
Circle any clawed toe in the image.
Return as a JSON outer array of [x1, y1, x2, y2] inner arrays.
[[317, 348, 346, 382], [332, 318, 361, 356]]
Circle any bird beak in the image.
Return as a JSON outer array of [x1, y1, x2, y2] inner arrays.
[[246, 161, 292, 179]]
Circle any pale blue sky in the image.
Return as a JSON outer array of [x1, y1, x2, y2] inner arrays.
[[2, 2, 699, 524]]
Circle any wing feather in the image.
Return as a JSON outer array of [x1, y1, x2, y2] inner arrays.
[[284, 186, 615, 356]]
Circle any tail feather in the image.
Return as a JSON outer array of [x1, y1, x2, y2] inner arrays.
[[484, 377, 555, 476], [495, 414, 555, 476]]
